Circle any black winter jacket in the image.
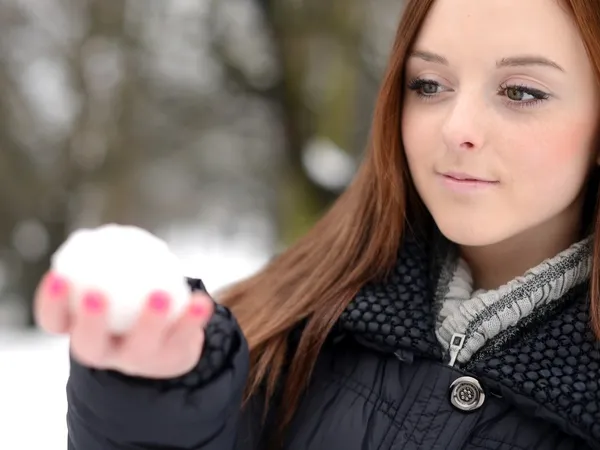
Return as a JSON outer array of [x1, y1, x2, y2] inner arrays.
[[66, 238, 600, 450]]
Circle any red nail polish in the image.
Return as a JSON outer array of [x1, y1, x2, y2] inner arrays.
[[148, 291, 170, 313], [47, 274, 67, 298], [82, 292, 104, 314], [189, 303, 206, 318]]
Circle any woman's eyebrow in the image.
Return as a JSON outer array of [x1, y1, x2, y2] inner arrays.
[[409, 50, 448, 65], [497, 55, 565, 72], [409, 50, 565, 73]]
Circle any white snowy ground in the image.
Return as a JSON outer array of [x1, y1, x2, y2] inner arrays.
[[0, 233, 269, 449]]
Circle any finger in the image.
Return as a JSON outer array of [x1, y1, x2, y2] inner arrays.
[[70, 291, 113, 368], [178, 292, 214, 331], [115, 291, 173, 367], [163, 293, 214, 367], [33, 272, 71, 334], [164, 292, 215, 346]]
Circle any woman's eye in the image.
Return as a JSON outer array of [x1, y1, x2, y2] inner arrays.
[[421, 82, 439, 95], [407, 78, 444, 97], [506, 86, 533, 102], [500, 84, 550, 106]]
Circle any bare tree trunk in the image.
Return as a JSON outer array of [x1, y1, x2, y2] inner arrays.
[[258, 0, 364, 245]]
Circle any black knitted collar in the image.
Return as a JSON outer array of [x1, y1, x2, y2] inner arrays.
[[338, 233, 442, 359], [336, 234, 600, 448]]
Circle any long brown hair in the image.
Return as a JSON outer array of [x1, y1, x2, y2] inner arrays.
[[220, 0, 600, 437]]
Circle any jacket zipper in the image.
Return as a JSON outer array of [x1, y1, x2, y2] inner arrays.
[[447, 333, 466, 367]]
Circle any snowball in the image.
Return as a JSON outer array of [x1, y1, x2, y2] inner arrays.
[[51, 224, 190, 334]]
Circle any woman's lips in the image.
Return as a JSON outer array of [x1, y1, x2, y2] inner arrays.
[[438, 171, 499, 191]]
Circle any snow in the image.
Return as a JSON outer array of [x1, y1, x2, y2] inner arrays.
[[0, 233, 268, 449], [52, 225, 192, 334], [0, 332, 70, 449]]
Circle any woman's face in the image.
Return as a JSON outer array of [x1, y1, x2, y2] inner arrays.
[[402, 0, 600, 247]]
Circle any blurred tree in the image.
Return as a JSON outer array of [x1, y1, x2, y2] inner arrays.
[[0, 0, 140, 325], [261, 1, 362, 245], [209, 0, 404, 245], [0, 0, 403, 327]]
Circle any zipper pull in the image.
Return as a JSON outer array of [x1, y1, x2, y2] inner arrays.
[[448, 333, 466, 367]]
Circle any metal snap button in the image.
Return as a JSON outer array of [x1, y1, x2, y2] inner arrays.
[[449, 376, 485, 412]]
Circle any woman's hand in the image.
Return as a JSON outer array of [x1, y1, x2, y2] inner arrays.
[[33, 272, 214, 379]]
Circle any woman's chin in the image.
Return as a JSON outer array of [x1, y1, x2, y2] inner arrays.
[[434, 220, 507, 247]]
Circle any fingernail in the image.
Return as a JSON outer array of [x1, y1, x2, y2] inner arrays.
[[189, 302, 207, 318], [148, 291, 170, 313], [46, 274, 67, 298], [82, 292, 104, 314]]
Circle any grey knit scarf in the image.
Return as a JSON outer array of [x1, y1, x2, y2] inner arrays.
[[435, 236, 593, 364]]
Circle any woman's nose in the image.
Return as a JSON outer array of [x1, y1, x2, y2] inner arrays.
[[441, 93, 486, 152]]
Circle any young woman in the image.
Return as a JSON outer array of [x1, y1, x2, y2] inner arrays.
[[35, 0, 600, 448]]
